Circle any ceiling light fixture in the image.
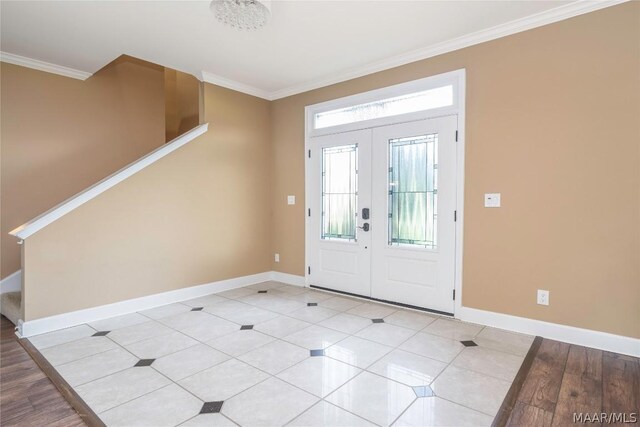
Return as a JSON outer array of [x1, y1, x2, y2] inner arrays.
[[210, 0, 271, 30]]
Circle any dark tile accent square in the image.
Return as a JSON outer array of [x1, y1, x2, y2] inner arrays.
[[413, 385, 434, 398], [460, 340, 478, 347], [191, 307, 204, 311], [372, 318, 385, 323], [310, 349, 325, 357], [307, 303, 318, 307], [92, 331, 110, 336], [134, 359, 155, 367], [240, 325, 254, 330], [200, 401, 224, 414], [258, 290, 268, 294]]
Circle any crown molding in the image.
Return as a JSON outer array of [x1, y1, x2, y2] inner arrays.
[[200, 70, 272, 100], [2, 0, 627, 99], [0, 51, 92, 80], [200, 0, 627, 101]]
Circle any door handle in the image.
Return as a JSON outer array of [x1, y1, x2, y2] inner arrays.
[[357, 223, 370, 232]]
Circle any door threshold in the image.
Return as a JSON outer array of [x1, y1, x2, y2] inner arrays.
[[309, 284, 454, 317]]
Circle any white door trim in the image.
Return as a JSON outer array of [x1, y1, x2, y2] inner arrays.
[[305, 69, 466, 317]]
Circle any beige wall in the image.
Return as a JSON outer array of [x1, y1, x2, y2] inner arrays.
[[164, 69, 202, 142], [22, 83, 272, 320], [11, 3, 639, 339], [270, 3, 640, 338], [1, 59, 166, 280]]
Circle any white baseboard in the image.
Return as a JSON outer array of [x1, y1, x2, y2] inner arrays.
[[270, 271, 306, 287], [18, 270, 306, 337], [458, 306, 640, 357], [16, 269, 639, 357], [0, 270, 21, 294], [19, 271, 272, 337]]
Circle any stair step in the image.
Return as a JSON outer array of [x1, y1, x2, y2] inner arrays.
[[0, 291, 21, 326]]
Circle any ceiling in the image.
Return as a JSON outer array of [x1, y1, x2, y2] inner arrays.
[[0, 1, 618, 99]]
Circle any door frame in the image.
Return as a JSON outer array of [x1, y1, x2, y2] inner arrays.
[[304, 69, 466, 318]]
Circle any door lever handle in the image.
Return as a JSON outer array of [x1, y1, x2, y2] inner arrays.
[[357, 223, 370, 232]]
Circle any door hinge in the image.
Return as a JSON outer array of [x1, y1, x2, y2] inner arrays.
[[308, 149, 311, 158], [454, 210, 457, 222], [308, 208, 311, 217], [308, 266, 311, 275], [453, 289, 456, 300], [455, 130, 458, 142]]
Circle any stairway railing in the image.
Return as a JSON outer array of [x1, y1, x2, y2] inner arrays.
[[10, 123, 208, 240]]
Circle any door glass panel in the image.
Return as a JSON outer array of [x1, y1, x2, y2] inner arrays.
[[388, 134, 438, 248], [322, 144, 358, 241]]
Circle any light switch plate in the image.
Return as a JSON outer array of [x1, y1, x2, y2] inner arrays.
[[484, 193, 501, 208], [274, 253, 280, 263], [287, 195, 295, 205]]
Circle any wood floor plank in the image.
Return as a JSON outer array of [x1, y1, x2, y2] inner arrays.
[[551, 346, 603, 426], [2, 405, 82, 427], [0, 397, 37, 425], [564, 345, 603, 378], [602, 351, 640, 426], [0, 359, 49, 387], [506, 401, 554, 427], [0, 317, 17, 341], [517, 339, 571, 412], [604, 351, 639, 363], [497, 338, 638, 426]]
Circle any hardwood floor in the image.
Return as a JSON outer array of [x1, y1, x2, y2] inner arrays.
[[0, 316, 86, 427], [496, 338, 640, 427]]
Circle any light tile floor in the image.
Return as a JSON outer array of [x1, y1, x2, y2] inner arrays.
[[30, 281, 534, 426]]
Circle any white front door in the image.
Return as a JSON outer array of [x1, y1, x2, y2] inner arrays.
[[370, 117, 457, 313], [307, 116, 457, 314], [307, 129, 372, 296]]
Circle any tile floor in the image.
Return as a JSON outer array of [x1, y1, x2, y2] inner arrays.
[[30, 281, 534, 426]]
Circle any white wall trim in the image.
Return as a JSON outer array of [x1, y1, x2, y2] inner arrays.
[[200, 71, 272, 100], [453, 75, 467, 318], [10, 124, 209, 240], [3, 1, 626, 100], [0, 270, 21, 294], [0, 51, 92, 80], [270, 271, 305, 287], [18, 271, 273, 337], [199, 0, 626, 101], [14, 269, 639, 357], [458, 306, 640, 357]]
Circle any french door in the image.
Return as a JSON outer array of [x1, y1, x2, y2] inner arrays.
[[307, 116, 457, 314]]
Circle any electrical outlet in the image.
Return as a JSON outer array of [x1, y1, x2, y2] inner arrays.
[[537, 289, 549, 306], [274, 253, 280, 263], [287, 195, 296, 205]]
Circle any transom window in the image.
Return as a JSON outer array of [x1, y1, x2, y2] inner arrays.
[[313, 85, 453, 130], [388, 134, 438, 249]]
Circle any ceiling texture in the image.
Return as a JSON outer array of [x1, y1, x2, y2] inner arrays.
[[0, 0, 623, 99]]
